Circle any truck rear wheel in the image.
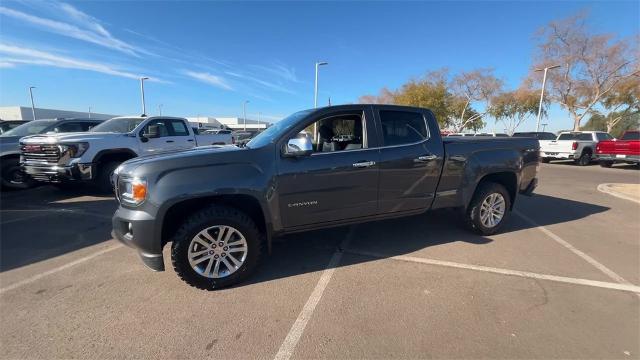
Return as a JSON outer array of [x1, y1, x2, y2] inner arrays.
[[464, 182, 511, 236], [171, 205, 264, 290], [575, 151, 592, 166], [541, 158, 551, 163]]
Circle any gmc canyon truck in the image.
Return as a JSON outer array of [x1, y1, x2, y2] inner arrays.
[[111, 105, 539, 290], [20, 116, 232, 191]]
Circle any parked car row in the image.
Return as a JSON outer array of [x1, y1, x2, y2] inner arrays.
[[445, 130, 639, 168], [0, 116, 235, 190]]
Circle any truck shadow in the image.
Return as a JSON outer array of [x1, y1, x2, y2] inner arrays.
[[243, 194, 609, 288], [0, 186, 117, 272]]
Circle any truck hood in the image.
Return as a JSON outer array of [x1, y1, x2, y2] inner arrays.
[[117, 145, 247, 178], [21, 132, 125, 144], [123, 145, 243, 168]]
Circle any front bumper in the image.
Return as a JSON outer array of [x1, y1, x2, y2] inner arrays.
[[22, 162, 94, 183], [520, 177, 538, 196], [540, 151, 575, 159], [595, 154, 640, 163], [112, 206, 165, 271]]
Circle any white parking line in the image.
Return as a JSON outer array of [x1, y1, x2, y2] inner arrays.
[[343, 249, 640, 294], [274, 227, 355, 360], [0, 244, 124, 295], [514, 210, 634, 286], [597, 183, 640, 205]]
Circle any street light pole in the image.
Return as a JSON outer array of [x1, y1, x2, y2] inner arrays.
[[243, 100, 249, 131], [314, 61, 328, 108], [158, 104, 163, 116], [140, 77, 149, 116], [28, 86, 36, 120], [313, 61, 328, 142], [534, 65, 560, 132], [88, 106, 92, 118]]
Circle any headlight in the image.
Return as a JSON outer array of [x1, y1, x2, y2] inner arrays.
[[59, 142, 89, 158], [118, 177, 147, 206]]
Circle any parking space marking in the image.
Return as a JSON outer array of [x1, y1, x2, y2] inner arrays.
[[597, 183, 640, 205], [344, 249, 640, 294], [514, 210, 634, 286], [0, 244, 123, 295], [274, 226, 355, 360]]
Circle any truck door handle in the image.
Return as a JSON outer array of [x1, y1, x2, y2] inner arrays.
[[166, 140, 174, 143], [187, 139, 194, 142], [416, 154, 437, 162], [353, 161, 375, 168]]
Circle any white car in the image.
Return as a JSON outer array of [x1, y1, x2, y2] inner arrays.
[[539, 131, 614, 166], [21, 116, 233, 191]]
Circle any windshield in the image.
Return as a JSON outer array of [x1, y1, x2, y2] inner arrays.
[[0, 119, 56, 137], [246, 110, 313, 148], [621, 131, 640, 140], [90, 117, 145, 133]]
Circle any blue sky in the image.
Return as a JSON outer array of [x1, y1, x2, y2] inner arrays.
[[0, 1, 638, 132]]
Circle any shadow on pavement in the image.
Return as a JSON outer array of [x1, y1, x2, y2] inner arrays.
[[0, 186, 117, 272], [242, 193, 610, 288]]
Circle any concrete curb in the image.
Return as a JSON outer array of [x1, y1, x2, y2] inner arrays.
[[597, 183, 640, 205]]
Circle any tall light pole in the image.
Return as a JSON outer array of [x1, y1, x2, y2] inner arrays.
[[541, 123, 548, 132], [88, 106, 92, 118], [534, 65, 561, 132], [313, 61, 328, 142], [243, 100, 250, 131], [158, 104, 163, 116], [140, 77, 149, 116], [314, 61, 328, 108], [28, 86, 36, 120]]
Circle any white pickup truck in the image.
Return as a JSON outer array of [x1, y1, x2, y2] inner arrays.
[[539, 131, 613, 166], [21, 116, 233, 191]]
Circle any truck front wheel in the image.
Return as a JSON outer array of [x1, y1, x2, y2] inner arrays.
[[96, 161, 120, 193], [171, 205, 264, 290], [464, 182, 511, 236]]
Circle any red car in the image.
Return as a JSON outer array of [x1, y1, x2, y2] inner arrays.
[[595, 130, 640, 167]]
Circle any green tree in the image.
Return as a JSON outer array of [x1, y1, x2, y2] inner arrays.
[[489, 88, 541, 135], [582, 111, 640, 138]]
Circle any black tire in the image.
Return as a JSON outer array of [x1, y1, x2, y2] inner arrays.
[[171, 205, 265, 290], [599, 161, 614, 168], [541, 158, 551, 163], [1, 158, 34, 190], [464, 182, 511, 236], [96, 161, 120, 193], [575, 151, 592, 166]]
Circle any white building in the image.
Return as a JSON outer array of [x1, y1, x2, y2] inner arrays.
[[186, 116, 270, 131], [0, 106, 117, 120]]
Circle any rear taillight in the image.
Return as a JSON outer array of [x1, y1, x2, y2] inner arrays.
[[596, 143, 600, 152], [572, 141, 578, 150]]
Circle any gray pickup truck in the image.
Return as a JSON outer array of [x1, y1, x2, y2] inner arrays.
[[112, 105, 539, 290]]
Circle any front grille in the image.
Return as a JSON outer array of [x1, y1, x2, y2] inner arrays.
[[21, 144, 61, 164]]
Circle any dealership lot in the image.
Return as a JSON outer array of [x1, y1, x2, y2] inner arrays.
[[1, 163, 639, 359]]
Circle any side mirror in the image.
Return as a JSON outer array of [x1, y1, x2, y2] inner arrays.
[[283, 134, 313, 157], [142, 125, 160, 139]]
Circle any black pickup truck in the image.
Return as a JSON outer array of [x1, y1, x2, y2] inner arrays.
[[112, 105, 539, 289]]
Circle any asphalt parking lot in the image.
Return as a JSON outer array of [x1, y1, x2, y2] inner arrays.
[[1, 162, 639, 359]]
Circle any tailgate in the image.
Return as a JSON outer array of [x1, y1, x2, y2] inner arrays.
[[542, 140, 574, 153], [613, 140, 640, 156]]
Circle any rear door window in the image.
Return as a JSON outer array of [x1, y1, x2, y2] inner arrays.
[[379, 110, 428, 146], [578, 133, 593, 141], [596, 133, 613, 141], [167, 119, 189, 136], [621, 132, 640, 140], [558, 133, 579, 140]]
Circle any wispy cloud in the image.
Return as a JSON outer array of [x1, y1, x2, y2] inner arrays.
[[184, 70, 233, 91], [0, 43, 164, 82], [0, 61, 15, 68], [225, 70, 295, 94], [0, 5, 146, 57], [250, 62, 299, 83]]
